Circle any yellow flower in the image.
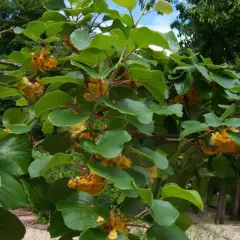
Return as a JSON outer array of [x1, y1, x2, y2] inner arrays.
[[96, 154, 132, 168], [97, 216, 105, 223], [84, 78, 109, 102], [68, 173, 106, 196], [108, 229, 118, 239], [31, 48, 57, 72], [147, 167, 158, 179], [66, 123, 87, 138]]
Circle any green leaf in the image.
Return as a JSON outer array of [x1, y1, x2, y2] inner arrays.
[[130, 27, 170, 50], [126, 115, 154, 135], [47, 178, 73, 203], [42, 121, 54, 135], [42, 11, 66, 21], [48, 211, 71, 238], [162, 31, 180, 53], [204, 112, 223, 127], [57, 192, 109, 231], [0, 135, 32, 176], [133, 147, 168, 170], [35, 91, 71, 116], [181, 121, 208, 138], [91, 34, 118, 51], [147, 101, 183, 118], [227, 131, 240, 145], [21, 178, 53, 212], [175, 213, 192, 231], [8, 51, 30, 64], [174, 71, 193, 95], [0, 170, 28, 209], [13, 27, 24, 34], [151, 199, 179, 226], [137, 188, 153, 206], [70, 29, 91, 51], [89, 161, 134, 190], [0, 207, 26, 240], [16, 98, 28, 107], [42, 76, 83, 85], [210, 72, 238, 89], [105, 99, 153, 124], [162, 183, 204, 211], [112, 0, 137, 11], [23, 21, 46, 41], [49, 109, 89, 127], [44, 0, 66, 10], [221, 104, 236, 120], [80, 228, 107, 240], [46, 22, 66, 37], [212, 154, 235, 179], [154, 0, 173, 14], [129, 68, 167, 104], [224, 118, 240, 127], [0, 86, 21, 99], [195, 65, 211, 82], [83, 130, 131, 158], [147, 225, 190, 240], [28, 156, 52, 178]]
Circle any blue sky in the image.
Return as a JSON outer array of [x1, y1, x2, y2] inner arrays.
[[107, 0, 178, 33]]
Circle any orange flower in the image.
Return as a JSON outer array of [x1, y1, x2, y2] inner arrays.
[[31, 49, 57, 72], [101, 210, 128, 239], [84, 78, 109, 102], [200, 128, 240, 155], [147, 167, 158, 179], [68, 173, 106, 196], [173, 88, 199, 106], [96, 154, 132, 168], [17, 77, 44, 102]]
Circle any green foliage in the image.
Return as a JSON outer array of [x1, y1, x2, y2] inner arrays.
[[0, 0, 239, 239]]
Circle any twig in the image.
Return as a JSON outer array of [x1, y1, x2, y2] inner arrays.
[[104, 50, 113, 66], [122, 47, 138, 61], [95, 116, 122, 120], [0, 82, 18, 89], [126, 224, 149, 230], [135, 0, 150, 26], [0, 59, 21, 69], [0, 27, 14, 35], [67, 163, 89, 172]]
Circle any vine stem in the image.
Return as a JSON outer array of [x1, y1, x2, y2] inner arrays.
[[125, 224, 149, 230], [135, 0, 150, 26]]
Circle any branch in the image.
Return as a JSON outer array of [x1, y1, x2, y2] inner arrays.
[[126, 224, 149, 230], [0, 60, 21, 69]]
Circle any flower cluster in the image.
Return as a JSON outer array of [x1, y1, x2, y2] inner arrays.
[[31, 49, 57, 72], [100, 210, 128, 239], [201, 128, 240, 155], [17, 77, 44, 102], [96, 154, 132, 168], [84, 78, 109, 102], [68, 172, 105, 196], [174, 88, 199, 106]]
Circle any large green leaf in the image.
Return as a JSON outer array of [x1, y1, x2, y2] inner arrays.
[[35, 91, 71, 116], [151, 199, 179, 226], [49, 109, 89, 127], [105, 99, 153, 124], [48, 211, 72, 238], [181, 121, 208, 138], [2, 108, 31, 134], [130, 27, 170, 50], [42, 11, 66, 21], [132, 147, 168, 170], [89, 161, 134, 190], [221, 104, 236, 120], [0, 135, 32, 176], [21, 178, 53, 212], [28, 156, 52, 178], [23, 21, 46, 41], [204, 112, 223, 127], [44, 0, 66, 10], [210, 72, 238, 89], [154, 0, 173, 14], [137, 188, 153, 206], [212, 154, 235, 179], [70, 29, 91, 51], [227, 131, 240, 145], [112, 0, 137, 11], [146, 225, 190, 240], [91, 34, 118, 51], [83, 130, 131, 158], [162, 183, 204, 211], [0, 86, 21, 99], [80, 228, 107, 240], [129, 68, 167, 104], [57, 192, 109, 231], [0, 170, 28, 209], [147, 101, 183, 118], [42, 76, 83, 85], [0, 207, 26, 240]]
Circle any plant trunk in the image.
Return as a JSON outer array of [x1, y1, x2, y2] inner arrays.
[[231, 178, 240, 220], [215, 186, 226, 224]]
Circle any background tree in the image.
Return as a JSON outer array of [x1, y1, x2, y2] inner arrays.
[[140, 0, 240, 64], [0, 0, 45, 57]]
